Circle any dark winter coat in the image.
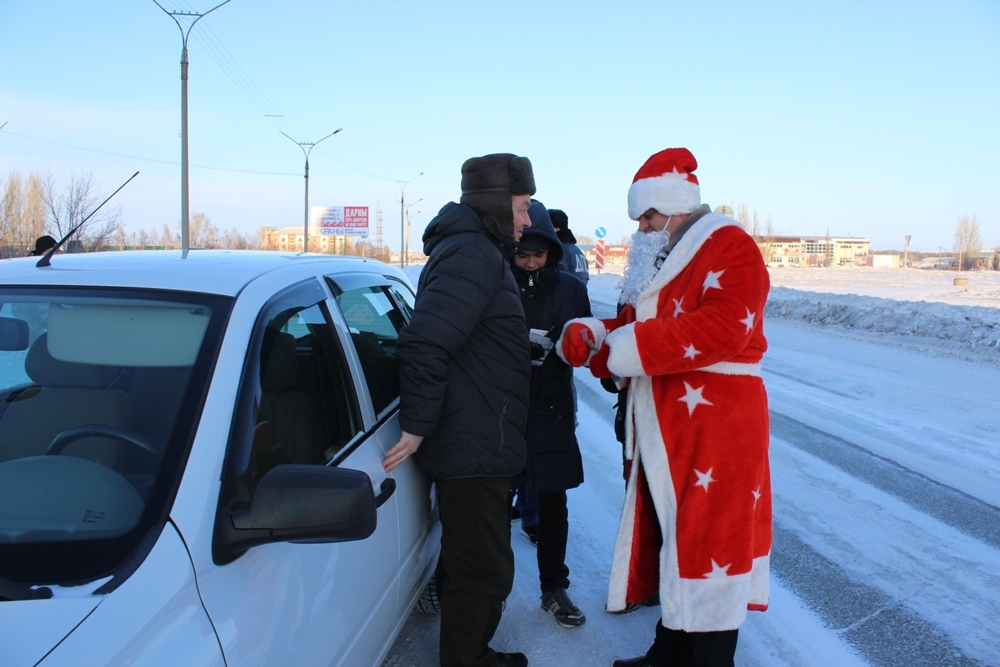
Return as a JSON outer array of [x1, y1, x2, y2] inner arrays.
[[559, 242, 590, 285], [397, 202, 531, 480], [511, 203, 592, 493]]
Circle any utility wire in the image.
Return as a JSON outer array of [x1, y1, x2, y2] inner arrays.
[[176, 3, 395, 184], [0, 128, 299, 177]]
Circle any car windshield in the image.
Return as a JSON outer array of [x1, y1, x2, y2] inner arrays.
[[0, 286, 231, 587]]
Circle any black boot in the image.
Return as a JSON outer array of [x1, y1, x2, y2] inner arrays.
[[612, 657, 653, 667], [496, 651, 528, 667]]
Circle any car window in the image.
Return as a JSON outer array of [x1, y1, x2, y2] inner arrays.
[[0, 288, 229, 584], [228, 297, 362, 501], [335, 287, 405, 417], [387, 279, 415, 320]]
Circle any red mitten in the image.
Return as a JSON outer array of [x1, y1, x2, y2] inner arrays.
[[559, 322, 596, 367], [588, 342, 612, 378]]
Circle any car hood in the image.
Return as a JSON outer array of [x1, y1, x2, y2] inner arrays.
[[0, 595, 101, 665]]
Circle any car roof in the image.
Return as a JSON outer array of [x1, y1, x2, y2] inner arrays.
[[0, 250, 409, 297]]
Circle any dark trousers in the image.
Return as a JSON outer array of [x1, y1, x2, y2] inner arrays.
[[436, 476, 515, 667], [537, 490, 570, 593], [646, 621, 738, 667]]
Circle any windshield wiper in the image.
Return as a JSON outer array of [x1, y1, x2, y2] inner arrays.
[[0, 575, 52, 601]]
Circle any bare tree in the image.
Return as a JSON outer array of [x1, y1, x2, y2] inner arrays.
[[759, 213, 775, 265], [42, 171, 125, 251], [577, 234, 594, 246], [616, 235, 631, 245], [189, 212, 219, 248], [953, 214, 982, 271], [1, 171, 47, 257]]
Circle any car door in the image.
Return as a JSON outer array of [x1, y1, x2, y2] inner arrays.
[[197, 278, 401, 667], [325, 272, 439, 620]]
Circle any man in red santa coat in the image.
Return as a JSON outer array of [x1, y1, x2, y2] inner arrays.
[[557, 148, 772, 667]]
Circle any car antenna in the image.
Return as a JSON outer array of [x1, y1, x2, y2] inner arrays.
[[36, 171, 140, 268]]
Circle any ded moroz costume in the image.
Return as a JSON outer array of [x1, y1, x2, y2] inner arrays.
[[558, 148, 772, 638]]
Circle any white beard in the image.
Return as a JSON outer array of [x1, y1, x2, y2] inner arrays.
[[618, 227, 671, 307]]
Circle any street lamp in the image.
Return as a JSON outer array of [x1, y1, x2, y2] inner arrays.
[[404, 198, 423, 264], [152, 0, 231, 254], [388, 171, 424, 268], [281, 129, 342, 253]]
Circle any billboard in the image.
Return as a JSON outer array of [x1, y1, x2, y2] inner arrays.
[[310, 206, 369, 237]]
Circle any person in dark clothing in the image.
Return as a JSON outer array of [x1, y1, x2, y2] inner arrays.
[[548, 209, 589, 284], [510, 199, 592, 629], [384, 153, 535, 667], [28, 235, 57, 256]]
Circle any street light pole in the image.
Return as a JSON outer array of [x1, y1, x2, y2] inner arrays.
[[281, 129, 342, 252], [405, 198, 423, 264], [388, 171, 424, 268], [152, 0, 231, 254]]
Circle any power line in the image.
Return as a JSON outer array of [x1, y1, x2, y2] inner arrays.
[[0, 128, 298, 177]]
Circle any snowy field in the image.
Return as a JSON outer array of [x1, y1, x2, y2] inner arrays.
[[385, 264, 1000, 667]]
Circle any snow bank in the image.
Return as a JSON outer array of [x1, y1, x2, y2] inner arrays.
[[766, 287, 1000, 351], [587, 265, 1000, 353]]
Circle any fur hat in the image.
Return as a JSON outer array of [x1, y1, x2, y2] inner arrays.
[[627, 148, 701, 219], [547, 209, 577, 244], [460, 154, 536, 246]]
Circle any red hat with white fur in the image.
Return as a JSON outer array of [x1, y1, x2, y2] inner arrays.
[[627, 148, 701, 220]]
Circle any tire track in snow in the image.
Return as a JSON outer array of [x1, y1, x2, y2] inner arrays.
[[770, 412, 1000, 549]]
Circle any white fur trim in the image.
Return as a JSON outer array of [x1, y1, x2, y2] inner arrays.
[[605, 324, 646, 377], [635, 213, 742, 321], [628, 173, 701, 219], [555, 317, 606, 366], [698, 361, 762, 376], [606, 371, 770, 629]]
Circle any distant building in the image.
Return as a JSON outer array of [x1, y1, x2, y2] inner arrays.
[[867, 254, 899, 268], [259, 226, 355, 253], [760, 235, 869, 267]]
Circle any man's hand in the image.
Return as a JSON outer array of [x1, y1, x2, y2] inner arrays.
[[383, 431, 425, 472]]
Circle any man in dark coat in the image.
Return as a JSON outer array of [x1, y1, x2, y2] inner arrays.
[[548, 209, 590, 284], [510, 200, 592, 629], [384, 153, 535, 667]]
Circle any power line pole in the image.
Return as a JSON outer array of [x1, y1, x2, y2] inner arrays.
[[388, 171, 424, 268], [152, 0, 231, 255], [281, 129, 341, 253]]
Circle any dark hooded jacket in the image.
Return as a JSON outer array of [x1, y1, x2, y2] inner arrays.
[[397, 202, 531, 479], [511, 201, 592, 493]]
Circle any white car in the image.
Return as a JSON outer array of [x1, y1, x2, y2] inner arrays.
[[0, 250, 440, 666]]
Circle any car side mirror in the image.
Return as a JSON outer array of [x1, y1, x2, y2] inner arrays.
[[0, 317, 29, 351], [214, 464, 378, 564]]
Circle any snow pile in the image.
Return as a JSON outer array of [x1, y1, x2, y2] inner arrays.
[[766, 287, 1000, 351]]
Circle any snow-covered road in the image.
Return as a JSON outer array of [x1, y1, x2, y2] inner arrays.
[[384, 270, 1000, 667]]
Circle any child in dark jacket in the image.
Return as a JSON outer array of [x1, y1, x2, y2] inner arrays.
[[510, 199, 592, 628]]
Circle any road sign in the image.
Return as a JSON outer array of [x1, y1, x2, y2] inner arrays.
[[595, 227, 607, 239], [595, 238, 606, 270]]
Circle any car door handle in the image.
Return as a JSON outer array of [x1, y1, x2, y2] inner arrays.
[[375, 478, 396, 508]]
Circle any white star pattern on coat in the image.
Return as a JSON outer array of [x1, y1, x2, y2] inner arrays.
[[704, 559, 731, 578], [694, 467, 715, 491], [740, 308, 756, 333], [702, 269, 725, 293], [683, 343, 701, 360], [752, 487, 762, 507], [678, 381, 713, 416], [673, 298, 685, 317]]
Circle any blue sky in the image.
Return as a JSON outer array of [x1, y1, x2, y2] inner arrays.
[[2, 0, 998, 252]]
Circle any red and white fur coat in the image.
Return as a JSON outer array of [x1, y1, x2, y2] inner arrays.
[[570, 212, 772, 632]]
